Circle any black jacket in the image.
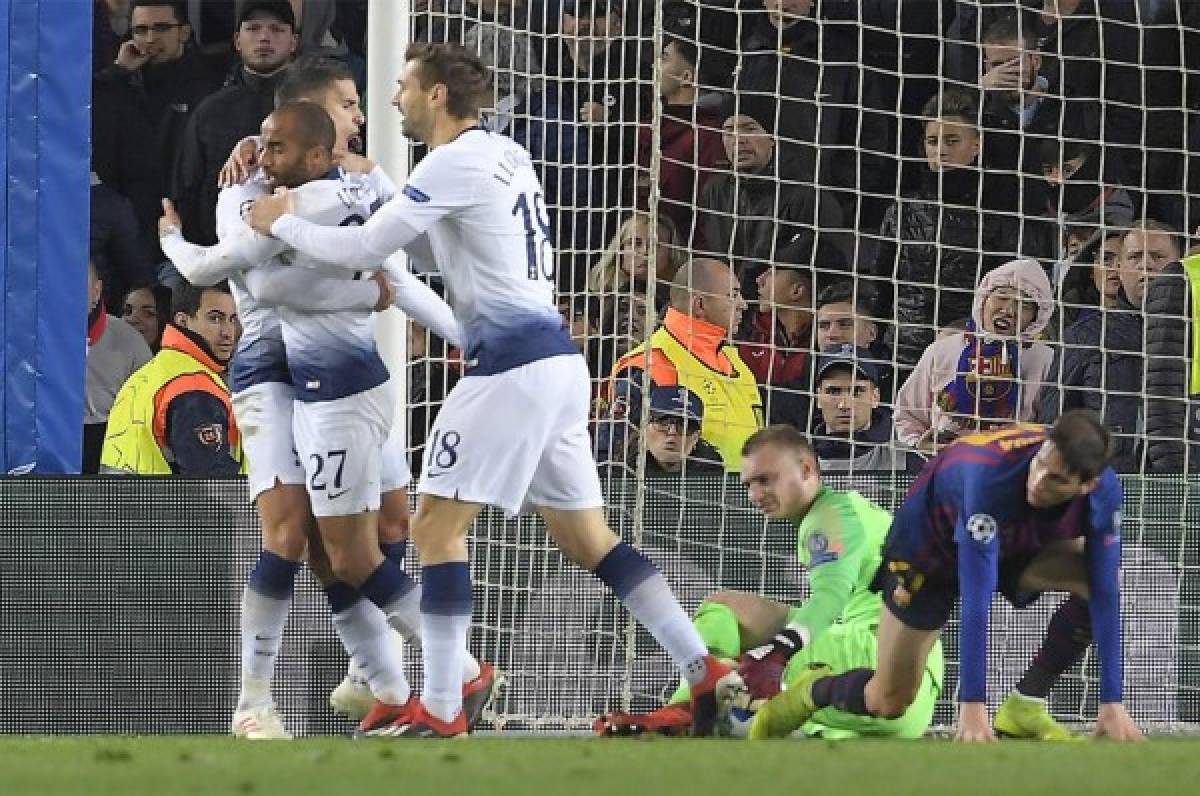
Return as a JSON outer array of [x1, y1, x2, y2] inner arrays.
[[1144, 261, 1199, 473], [734, 15, 892, 224], [869, 166, 1013, 367], [1035, 297, 1145, 472], [93, 48, 223, 249], [171, 67, 289, 246], [696, 158, 844, 280]]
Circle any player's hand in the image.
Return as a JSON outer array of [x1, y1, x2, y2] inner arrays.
[[371, 271, 394, 312], [1094, 703, 1145, 742], [337, 152, 376, 174], [738, 627, 804, 700], [579, 101, 608, 124], [956, 703, 997, 743], [218, 136, 261, 188], [158, 198, 182, 239], [248, 187, 294, 236], [981, 57, 1022, 92], [115, 40, 151, 71]]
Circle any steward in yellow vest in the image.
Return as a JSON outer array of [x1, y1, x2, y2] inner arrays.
[[1144, 252, 1200, 473], [598, 259, 764, 470], [101, 282, 243, 475]]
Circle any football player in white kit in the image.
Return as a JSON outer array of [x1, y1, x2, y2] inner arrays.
[[249, 43, 742, 738], [162, 59, 494, 739]]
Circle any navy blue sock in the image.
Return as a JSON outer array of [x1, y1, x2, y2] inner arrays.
[[323, 581, 361, 614], [358, 559, 416, 610], [247, 550, 300, 599], [1017, 596, 1092, 698], [811, 668, 874, 715], [380, 540, 408, 567]]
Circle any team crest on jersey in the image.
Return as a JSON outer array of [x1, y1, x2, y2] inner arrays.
[[194, 423, 224, 449], [966, 513, 998, 544], [806, 531, 842, 566]]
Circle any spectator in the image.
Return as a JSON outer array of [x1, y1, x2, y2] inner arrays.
[[90, 173, 157, 311], [100, 281, 241, 475], [636, 34, 725, 238], [734, 0, 891, 230], [1039, 139, 1134, 253], [172, 0, 298, 245], [814, 279, 894, 402], [695, 102, 846, 296], [598, 258, 761, 470], [1058, 227, 1126, 329], [467, 7, 544, 148], [810, 344, 915, 474], [94, 0, 131, 72], [894, 259, 1054, 453], [978, 13, 1075, 226], [1144, 246, 1200, 474], [603, 386, 724, 475], [122, 285, 173, 352], [1036, 0, 1142, 187], [1036, 222, 1179, 472], [85, 260, 153, 474], [559, 294, 602, 354], [539, 0, 650, 291], [586, 213, 685, 301], [93, 0, 223, 256], [869, 88, 1012, 369], [737, 247, 815, 430], [588, 291, 658, 423]]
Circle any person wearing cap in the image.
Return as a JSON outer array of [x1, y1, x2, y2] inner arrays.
[[172, 0, 299, 246], [598, 258, 762, 471], [894, 259, 1055, 453], [814, 279, 893, 403], [630, 386, 724, 476], [1044, 218, 1182, 472], [695, 101, 847, 288], [811, 345, 915, 474]]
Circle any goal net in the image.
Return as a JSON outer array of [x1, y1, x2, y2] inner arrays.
[[404, 0, 1200, 732]]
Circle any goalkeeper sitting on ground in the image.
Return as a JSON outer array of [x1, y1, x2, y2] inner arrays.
[[596, 424, 943, 739]]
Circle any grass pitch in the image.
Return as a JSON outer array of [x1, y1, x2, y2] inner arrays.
[[3, 736, 1198, 796]]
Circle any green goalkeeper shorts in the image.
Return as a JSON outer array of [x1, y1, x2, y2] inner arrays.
[[780, 618, 944, 740]]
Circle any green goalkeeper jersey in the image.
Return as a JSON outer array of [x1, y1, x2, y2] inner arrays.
[[787, 486, 891, 643]]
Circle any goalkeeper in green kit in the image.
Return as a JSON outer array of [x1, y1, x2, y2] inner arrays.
[[595, 425, 943, 738]]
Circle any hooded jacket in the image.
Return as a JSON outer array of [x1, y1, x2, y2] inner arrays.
[[894, 259, 1055, 448], [1035, 293, 1145, 471]]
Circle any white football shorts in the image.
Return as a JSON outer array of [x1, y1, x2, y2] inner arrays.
[[417, 354, 604, 515], [381, 426, 412, 495], [293, 381, 393, 517], [232, 381, 305, 501]]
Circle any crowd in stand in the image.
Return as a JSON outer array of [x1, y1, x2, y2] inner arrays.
[[84, 0, 1200, 479]]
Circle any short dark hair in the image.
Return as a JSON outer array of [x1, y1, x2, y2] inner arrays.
[[741, 425, 818, 464], [273, 100, 336, 152], [275, 56, 355, 107], [982, 13, 1038, 50], [173, 280, 231, 317], [129, 0, 187, 23], [817, 279, 877, 316], [404, 42, 493, 119], [1048, 410, 1112, 481], [921, 87, 979, 127]]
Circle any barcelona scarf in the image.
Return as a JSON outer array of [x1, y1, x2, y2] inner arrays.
[[937, 320, 1021, 425]]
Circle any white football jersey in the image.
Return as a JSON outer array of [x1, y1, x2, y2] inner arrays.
[[272, 128, 575, 376], [276, 168, 390, 402], [214, 175, 291, 393]]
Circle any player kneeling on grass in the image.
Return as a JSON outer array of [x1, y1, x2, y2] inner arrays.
[[596, 425, 943, 739], [749, 411, 1145, 742]]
